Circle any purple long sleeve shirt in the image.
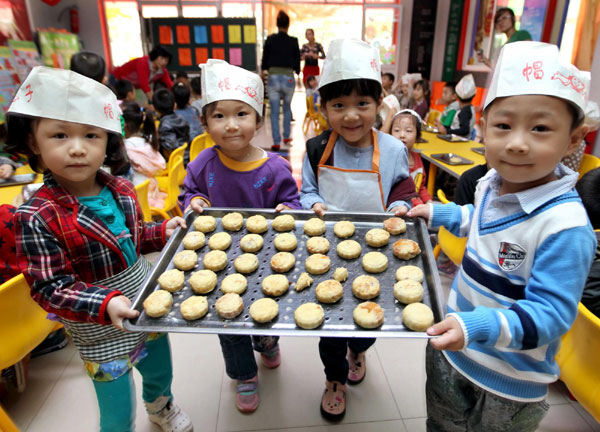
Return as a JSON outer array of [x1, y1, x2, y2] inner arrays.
[[179, 147, 301, 210]]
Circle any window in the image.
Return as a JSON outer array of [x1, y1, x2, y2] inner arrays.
[[105, 1, 144, 67], [182, 5, 218, 17]]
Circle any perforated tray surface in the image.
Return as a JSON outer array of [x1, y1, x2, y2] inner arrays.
[[0, 173, 36, 187], [431, 153, 474, 166], [436, 134, 470, 142], [124, 209, 445, 338]]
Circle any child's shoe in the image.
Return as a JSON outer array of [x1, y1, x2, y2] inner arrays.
[[283, 138, 293, 146], [260, 343, 281, 369], [320, 380, 346, 420], [271, 144, 281, 151], [236, 375, 259, 413], [347, 349, 366, 384], [147, 396, 193, 432]]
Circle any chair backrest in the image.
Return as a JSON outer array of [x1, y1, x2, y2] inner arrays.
[[189, 133, 216, 162], [168, 143, 187, 173], [556, 302, 600, 422], [425, 110, 441, 126], [436, 189, 468, 265], [578, 153, 600, 179], [134, 179, 153, 222], [162, 156, 184, 217], [0, 274, 57, 369]]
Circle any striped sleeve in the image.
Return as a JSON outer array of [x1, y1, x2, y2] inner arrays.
[[430, 202, 474, 237]]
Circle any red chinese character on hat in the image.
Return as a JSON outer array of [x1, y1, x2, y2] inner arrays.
[[551, 71, 586, 95], [24, 84, 33, 103], [370, 58, 378, 72], [104, 103, 114, 119], [235, 85, 259, 103], [218, 78, 231, 91], [522, 63, 533, 82], [533, 61, 544, 80]]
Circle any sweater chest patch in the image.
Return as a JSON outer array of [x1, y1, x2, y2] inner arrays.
[[498, 242, 527, 271]]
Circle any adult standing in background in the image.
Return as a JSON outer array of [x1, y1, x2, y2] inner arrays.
[[478, 7, 532, 67], [111, 45, 174, 103], [261, 10, 300, 151], [301, 29, 326, 84]]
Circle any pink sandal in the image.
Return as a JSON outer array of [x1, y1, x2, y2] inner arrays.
[[260, 344, 281, 369], [347, 349, 366, 385], [236, 376, 259, 413], [320, 380, 346, 420]]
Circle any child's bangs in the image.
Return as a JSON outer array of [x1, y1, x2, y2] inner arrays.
[[319, 79, 382, 105]]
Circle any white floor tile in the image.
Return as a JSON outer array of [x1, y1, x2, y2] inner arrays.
[[215, 336, 401, 432], [538, 403, 594, 432], [403, 417, 426, 432], [546, 381, 571, 405], [572, 403, 600, 432], [264, 419, 406, 432], [375, 338, 428, 419]]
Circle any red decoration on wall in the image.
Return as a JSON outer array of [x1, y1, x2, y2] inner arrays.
[[41, 0, 61, 5], [0, 0, 33, 45]]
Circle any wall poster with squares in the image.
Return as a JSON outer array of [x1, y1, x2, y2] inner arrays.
[[148, 18, 257, 72]]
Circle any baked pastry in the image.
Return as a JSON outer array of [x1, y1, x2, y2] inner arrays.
[[305, 253, 331, 275], [270, 252, 296, 273], [180, 296, 209, 320], [173, 250, 198, 271], [239, 234, 264, 253], [402, 302, 434, 331], [315, 279, 344, 304], [272, 214, 295, 231], [189, 269, 217, 294], [395, 265, 424, 283], [249, 298, 279, 323], [203, 250, 228, 272], [221, 212, 244, 231], [215, 293, 244, 319], [143, 290, 173, 318], [193, 215, 216, 233], [182, 231, 206, 250], [295, 272, 313, 291], [362, 251, 388, 273], [450, 156, 463, 164], [303, 217, 326, 236], [262, 274, 290, 296], [332, 267, 348, 282], [352, 275, 380, 300], [394, 279, 424, 304], [306, 236, 330, 254], [294, 303, 324, 329], [353, 301, 384, 329], [274, 233, 298, 251], [221, 273, 248, 294], [333, 221, 355, 238], [336, 240, 362, 259], [365, 228, 390, 247], [393, 239, 421, 260], [208, 232, 232, 250], [383, 217, 407, 235], [157, 269, 185, 292], [234, 253, 259, 274], [246, 215, 268, 233]]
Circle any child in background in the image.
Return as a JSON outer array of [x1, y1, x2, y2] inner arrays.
[[152, 88, 190, 163], [411, 79, 430, 120], [114, 79, 136, 104], [173, 82, 204, 144], [407, 42, 596, 431], [6, 67, 192, 432], [438, 81, 458, 128], [70, 51, 106, 84], [300, 39, 415, 419], [121, 101, 167, 208], [381, 72, 394, 96], [175, 70, 189, 86], [0, 155, 16, 179], [179, 60, 300, 413], [305, 74, 320, 111], [392, 74, 411, 109], [190, 76, 203, 114], [389, 109, 432, 204], [436, 74, 476, 138]]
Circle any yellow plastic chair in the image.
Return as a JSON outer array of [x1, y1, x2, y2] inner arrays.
[[556, 302, 600, 422], [433, 189, 468, 265], [578, 153, 600, 179], [425, 109, 441, 126], [134, 179, 170, 222], [153, 156, 184, 218], [189, 133, 216, 162], [156, 143, 187, 190], [303, 96, 328, 135], [0, 274, 62, 432]]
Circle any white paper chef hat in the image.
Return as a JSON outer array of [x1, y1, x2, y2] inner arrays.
[[318, 39, 382, 89], [484, 41, 589, 120], [7, 66, 121, 134], [392, 108, 424, 124], [456, 74, 476, 99], [380, 94, 400, 123], [200, 59, 264, 115], [584, 101, 600, 130]]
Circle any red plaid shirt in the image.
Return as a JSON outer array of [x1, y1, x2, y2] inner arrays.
[[15, 170, 167, 325]]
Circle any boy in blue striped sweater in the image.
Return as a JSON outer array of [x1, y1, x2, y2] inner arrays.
[[408, 42, 597, 431]]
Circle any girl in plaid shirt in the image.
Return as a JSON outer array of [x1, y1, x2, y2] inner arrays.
[[6, 67, 192, 432]]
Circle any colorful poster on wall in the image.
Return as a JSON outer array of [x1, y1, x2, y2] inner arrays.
[[7, 39, 41, 82], [37, 31, 79, 70]]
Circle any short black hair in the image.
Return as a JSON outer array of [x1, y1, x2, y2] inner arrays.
[[176, 70, 188, 79], [153, 80, 168, 92], [114, 79, 134, 100], [319, 79, 382, 107], [444, 81, 457, 93], [152, 88, 175, 115], [173, 82, 191, 110], [70, 51, 106, 83], [149, 45, 172, 64], [382, 72, 395, 83], [576, 167, 600, 229], [190, 77, 201, 96], [495, 7, 516, 25], [276, 10, 290, 29]]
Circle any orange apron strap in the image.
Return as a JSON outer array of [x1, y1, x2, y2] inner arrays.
[[371, 129, 380, 172], [318, 131, 339, 166]]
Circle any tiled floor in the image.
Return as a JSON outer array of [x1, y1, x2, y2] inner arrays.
[[3, 90, 600, 431]]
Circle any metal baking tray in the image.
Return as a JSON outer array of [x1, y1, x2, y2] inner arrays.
[[471, 146, 485, 155], [437, 133, 470, 143], [0, 173, 36, 187], [125, 209, 445, 338], [422, 125, 439, 134], [431, 153, 474, 166]]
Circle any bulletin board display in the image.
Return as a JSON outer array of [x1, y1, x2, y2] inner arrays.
[[148, 18, 257, 72]]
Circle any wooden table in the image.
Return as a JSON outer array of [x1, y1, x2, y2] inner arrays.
[[0, 165, 42, 206], [415, 132, 486, 197]]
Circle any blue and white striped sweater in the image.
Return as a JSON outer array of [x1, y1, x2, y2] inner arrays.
[[431, 176, 596, 402]]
